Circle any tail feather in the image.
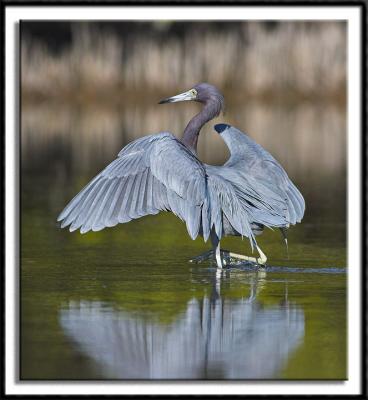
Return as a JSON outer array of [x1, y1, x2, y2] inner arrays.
[[206, 174, 255, 249]]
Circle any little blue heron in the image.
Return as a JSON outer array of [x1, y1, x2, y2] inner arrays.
[[57, 83, 305, 268]]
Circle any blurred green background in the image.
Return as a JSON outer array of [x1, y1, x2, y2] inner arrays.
[[21, 21, 346, 380]]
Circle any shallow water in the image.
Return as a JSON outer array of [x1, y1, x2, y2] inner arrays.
[[20, 100, 346, 380]]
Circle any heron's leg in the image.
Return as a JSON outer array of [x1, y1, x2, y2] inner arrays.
[[189, 232, 224, 267], [211, 231, 223, 269], [214, 241, 223, 269], [225, 243, 267, 265]]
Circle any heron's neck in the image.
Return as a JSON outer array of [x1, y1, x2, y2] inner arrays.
[[181, 103, 215, 153]]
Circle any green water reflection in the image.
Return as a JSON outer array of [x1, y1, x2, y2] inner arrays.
[[21, 179, 346, 380]]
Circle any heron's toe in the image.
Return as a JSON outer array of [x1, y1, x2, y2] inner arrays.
[[189, 249, 214, 263]]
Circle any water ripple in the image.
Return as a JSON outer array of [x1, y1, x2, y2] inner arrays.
[[233, 264, 346, 274]]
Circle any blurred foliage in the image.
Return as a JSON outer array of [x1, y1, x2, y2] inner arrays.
[[21, 21, 346, 103]]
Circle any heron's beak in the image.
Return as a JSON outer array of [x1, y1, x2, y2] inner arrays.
[[159, 90, 196, 104]]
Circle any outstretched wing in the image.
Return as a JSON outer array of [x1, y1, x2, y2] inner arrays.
[[57, 132, 207, 239], [212, 123, 305, 226]]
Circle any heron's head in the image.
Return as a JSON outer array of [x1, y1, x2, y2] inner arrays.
[[159, 83, 225, 116]]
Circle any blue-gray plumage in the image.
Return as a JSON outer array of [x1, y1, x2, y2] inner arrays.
[[57, 83, 305, 268]]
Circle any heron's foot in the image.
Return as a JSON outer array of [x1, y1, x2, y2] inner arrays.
[[189, 249, 214, 263], [223, 250, 267, 266], [189, 249, 231, 266], [189, 248, 266, 268]]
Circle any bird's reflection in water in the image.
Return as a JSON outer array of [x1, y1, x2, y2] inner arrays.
[[59, 270, 304, 379]]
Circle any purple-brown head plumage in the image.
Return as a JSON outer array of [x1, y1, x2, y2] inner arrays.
[[193, 83, 225, 116]]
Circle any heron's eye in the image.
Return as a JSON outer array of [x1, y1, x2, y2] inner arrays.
[[190, 89, 197, 97]]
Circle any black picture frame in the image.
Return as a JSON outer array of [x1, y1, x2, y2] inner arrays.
[[2, 0, 366, 398]]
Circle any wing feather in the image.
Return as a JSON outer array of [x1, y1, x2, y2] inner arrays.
[[59, 176, 100, 226], [58, 133, 207, 239], [95, 178, 121, 230], [69, 179, 106, 232], [92, 179, 120, 232], [128, 172, 144, 219], [107, 178, 129, 226], [213, 124, 305, 227], [59, 125, 301, 245], [80, 179, 112, 234]]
